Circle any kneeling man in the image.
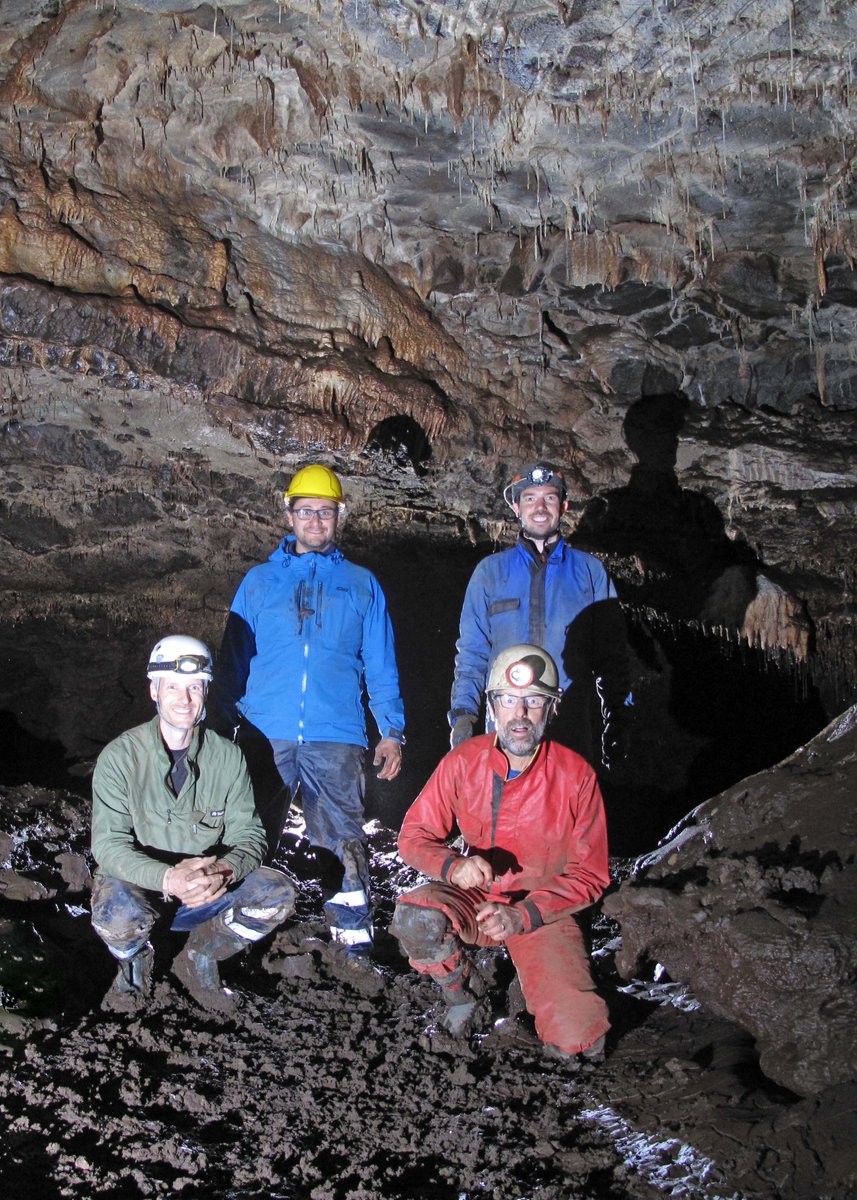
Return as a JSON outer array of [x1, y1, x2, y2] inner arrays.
[[91, 635, 295, 1012], [392, 644, 610, 1059]]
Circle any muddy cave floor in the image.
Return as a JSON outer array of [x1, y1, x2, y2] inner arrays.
[[1, 790, 855, 1200]]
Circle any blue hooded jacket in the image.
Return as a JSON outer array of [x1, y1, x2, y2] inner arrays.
[[216, 538, 405, 746]]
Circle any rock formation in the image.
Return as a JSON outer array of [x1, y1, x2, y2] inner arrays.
[[605, 703, 857, 1098]]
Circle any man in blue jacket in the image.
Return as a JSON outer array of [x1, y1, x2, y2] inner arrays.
[[213, 464, 405, 958], [449, 463, 631, 770]]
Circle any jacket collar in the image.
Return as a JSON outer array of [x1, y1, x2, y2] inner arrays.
[[276, 536, 344, 565], [488, 734, 545, 781], [517, 532, 565, 564], [148, 714, 202, 764]]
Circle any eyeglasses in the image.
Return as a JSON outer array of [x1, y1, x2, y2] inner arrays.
[[149, 655, 211, 675], [291, 506, 338, 521], [493, 693, 551, 710]]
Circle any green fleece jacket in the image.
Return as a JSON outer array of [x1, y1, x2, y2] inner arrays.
[[91, 717, 266, 892]]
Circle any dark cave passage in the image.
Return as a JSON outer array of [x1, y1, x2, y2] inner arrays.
[[0, 537, 835, 858]]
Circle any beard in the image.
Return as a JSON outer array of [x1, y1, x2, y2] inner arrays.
[[495, 710, 550, 759]]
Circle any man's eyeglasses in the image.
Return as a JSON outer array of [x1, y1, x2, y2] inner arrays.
[[149, 655, 211, 675], [291, 506, 338, 521], [493, 693, 551, 710]]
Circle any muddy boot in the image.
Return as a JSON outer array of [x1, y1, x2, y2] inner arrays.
[[544, 1033, 607, 1067], [437, 965, 487, 1037], [171, 915, 246, 1014], [439, 997, 481, 1036], [102, 944, 153, 1013]]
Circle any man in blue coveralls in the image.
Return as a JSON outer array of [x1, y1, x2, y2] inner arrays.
[[448, 462, 631, 771]]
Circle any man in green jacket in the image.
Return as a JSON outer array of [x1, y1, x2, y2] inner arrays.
[[91, 634, 295, 1013]]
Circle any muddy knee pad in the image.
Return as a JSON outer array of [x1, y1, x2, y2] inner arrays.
[[228, 866, 297, 941], [390, 901, 455, 964], [91, 875, 156, 959]]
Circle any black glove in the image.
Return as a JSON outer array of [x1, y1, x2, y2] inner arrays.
[[449, 713, 477, 751]]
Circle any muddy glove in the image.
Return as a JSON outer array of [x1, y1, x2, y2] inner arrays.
[[449, 713, 476, 751]]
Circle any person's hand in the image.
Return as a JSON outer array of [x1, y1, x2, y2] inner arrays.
[[373, 737, 403, 781], [475, 901, 525, 943], [450, 714, 476, 750], [164, 857, 234, 909], [449, 855, 493, 890]]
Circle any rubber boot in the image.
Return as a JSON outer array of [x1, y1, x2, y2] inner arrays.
[[102, 944, 153, 1013], [439, 997, 481, 1036], [437, 964, 486, 1037], [171, 914, 247, 1014], [544, 1033, 607, 1067]]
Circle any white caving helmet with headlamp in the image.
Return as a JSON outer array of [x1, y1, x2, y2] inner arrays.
[[486, 644, 563, 700], [147, 635, 214, 683], [502, 463, 568, 513]]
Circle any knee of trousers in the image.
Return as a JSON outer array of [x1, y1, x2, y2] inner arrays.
[[508, 915, 610, 1054], [227, 866, 297, 941], [390, 899, 456, 964], [527, 982, 610, 1056], [91, 876, 155, 959]]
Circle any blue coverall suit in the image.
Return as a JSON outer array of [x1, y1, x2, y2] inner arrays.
[[450, 536, 631, 767]]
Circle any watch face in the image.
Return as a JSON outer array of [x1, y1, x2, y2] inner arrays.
[[506, 661, 535, 687]]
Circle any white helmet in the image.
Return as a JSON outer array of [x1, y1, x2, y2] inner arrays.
[[146, 635, 213, 682], [487, 644, 562, 699]]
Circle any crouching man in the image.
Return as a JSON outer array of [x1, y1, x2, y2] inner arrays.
[[91, 635, 295, 1013], [391, 644, 610, 1060]]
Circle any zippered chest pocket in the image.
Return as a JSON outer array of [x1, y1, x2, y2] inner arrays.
[[192, 808, 226, 834], [317, 586, 364, 650]]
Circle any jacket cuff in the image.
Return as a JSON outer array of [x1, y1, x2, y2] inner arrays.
[[517, 899, 543, 933], [447, 708, 476, 728], [440, 854, 462, 883]]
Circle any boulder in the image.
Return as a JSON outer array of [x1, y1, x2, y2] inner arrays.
[[604, 705, 857, 1097]]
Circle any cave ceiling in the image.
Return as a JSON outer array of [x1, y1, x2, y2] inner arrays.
[[0, 0, 856, 710]]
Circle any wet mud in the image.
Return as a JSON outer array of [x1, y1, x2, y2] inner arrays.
[[0, 785, 855, 1200]]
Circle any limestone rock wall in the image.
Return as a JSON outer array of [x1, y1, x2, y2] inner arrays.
[[0, 0, 856, 753]]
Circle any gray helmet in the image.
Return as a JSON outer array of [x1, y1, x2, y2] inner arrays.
[[487, 644, 562, 699]]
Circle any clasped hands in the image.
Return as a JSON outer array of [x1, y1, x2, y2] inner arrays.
[[448, 854, 524, 942], [163, 856, 234, 909]]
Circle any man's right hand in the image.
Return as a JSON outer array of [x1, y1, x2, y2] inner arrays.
[[449, 854, 493, 890], [164, 857, 232, 909], [450, 713, 476, 750]]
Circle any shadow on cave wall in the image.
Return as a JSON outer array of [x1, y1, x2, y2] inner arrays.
[[573, 393, 829, 850], [575, 393, 761, 623]]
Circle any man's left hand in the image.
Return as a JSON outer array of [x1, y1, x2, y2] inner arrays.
[[373, 737, 403, 781], [169, 857, 234, 909], [475, 902, 525, 943]]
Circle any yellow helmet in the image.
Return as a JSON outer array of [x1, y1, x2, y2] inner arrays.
[[284, 464, 344, 504], [487, 644, 562, 699]]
